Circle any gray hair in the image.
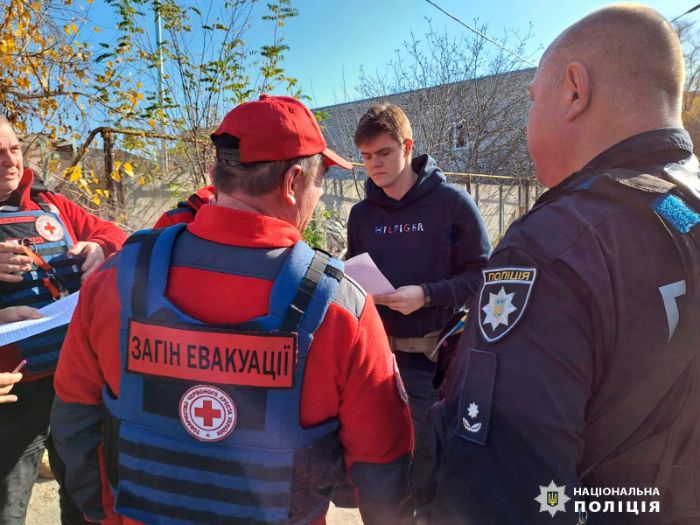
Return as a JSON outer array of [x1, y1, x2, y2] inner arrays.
[[213, 154, 322, 196]]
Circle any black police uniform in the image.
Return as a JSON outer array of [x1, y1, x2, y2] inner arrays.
[[430, 129, 700, 524]]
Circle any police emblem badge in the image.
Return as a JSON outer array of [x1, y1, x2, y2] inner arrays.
[[478, 267, 536, 342], [534, 481, 571, 517]]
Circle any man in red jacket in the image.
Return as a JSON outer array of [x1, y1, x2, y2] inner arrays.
[[0, 115, 127, 524], [52, 95, 413, 525]]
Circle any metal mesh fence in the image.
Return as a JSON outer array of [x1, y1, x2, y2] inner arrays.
[[319, 164, 543, 254]]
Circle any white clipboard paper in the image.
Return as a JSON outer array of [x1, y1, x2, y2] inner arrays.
[[0, 292, 80, 346]]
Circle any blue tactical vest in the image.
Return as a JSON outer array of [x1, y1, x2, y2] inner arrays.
[[0, 193, 83, 373], [103, 224, 345, 525]]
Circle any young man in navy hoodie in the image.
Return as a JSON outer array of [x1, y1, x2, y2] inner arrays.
[[346, 103, 491, 518]]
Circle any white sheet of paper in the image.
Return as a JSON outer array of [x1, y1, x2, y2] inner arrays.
[[0, 292, 80, 346], [344, 253, 396, 295]]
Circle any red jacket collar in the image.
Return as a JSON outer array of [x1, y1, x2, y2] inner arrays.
[[187, 204, 301, 248], [4, 168, 35, 208]]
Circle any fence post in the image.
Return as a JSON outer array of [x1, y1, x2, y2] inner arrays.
[[498, 183, 504, 236], [524, 179, 531, 212]]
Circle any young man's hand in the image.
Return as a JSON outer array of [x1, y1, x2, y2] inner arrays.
[[373, 285, 425, 315]]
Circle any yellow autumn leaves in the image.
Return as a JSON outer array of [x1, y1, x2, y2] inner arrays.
[[62, 161, 135, 206]]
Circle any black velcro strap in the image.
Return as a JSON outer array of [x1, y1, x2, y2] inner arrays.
[[120, 437, 291, 481], [119, 465, 290, 508], [30, 186, 54, 212], [324, 264, 343, 282], [312, 248, 343, 282], [279, 251, 329, 333], [116, 491, 287, 525], [126, 230, 163, 318], [103, 411, 121, 489]]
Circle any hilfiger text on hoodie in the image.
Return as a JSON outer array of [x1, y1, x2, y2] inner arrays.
[[374, 223, 425, 234]]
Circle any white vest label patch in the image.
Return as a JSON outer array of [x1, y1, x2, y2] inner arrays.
[[179, 385, 237, 442]]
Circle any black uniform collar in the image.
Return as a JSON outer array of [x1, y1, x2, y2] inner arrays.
[[538, 129, 694, 207], [583, 128, 693, 174]]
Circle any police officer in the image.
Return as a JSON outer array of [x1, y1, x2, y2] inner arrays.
[[430, 4, 700, 524], [51, 95, 413, 525], [0, 115, 126, 524]]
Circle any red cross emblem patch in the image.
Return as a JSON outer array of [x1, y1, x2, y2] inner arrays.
[[35, 215, 64, 242], [179, 385, 237, 442]]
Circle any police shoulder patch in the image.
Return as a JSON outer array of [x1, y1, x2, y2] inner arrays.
[[478, 267, 537, 343], [455, 349, 497, 445]]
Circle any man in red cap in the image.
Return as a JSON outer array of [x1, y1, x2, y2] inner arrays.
[[51, 95, 413, 525]]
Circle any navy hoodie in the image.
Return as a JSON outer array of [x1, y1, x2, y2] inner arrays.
[[347, 154, 491, 341]]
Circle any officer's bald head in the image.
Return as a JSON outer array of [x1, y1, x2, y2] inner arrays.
[[547, 4, 684, 113], [527, 4, 686, 187]]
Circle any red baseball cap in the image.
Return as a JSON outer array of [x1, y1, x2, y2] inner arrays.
[[211, 94, 352, 170]]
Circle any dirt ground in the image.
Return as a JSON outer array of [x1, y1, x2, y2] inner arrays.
[[27, 479, 362, 524]]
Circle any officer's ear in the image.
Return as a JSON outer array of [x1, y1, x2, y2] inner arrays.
[[280, 163, 304, 206], [564, 61, 591, 122]]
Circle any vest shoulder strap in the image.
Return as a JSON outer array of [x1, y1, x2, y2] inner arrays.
[[122, 225, 185, 318], [29, 182, 54, 212], [279, 247, 343, 333]]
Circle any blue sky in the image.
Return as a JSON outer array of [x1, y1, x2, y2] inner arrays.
[[82, 0, 698, 110], [274, 0, 696, 107]]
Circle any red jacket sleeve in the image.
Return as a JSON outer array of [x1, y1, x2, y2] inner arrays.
[[52, 266, 124, 523], [301, 295, 413, 467], [338, 298, 414, 466]]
